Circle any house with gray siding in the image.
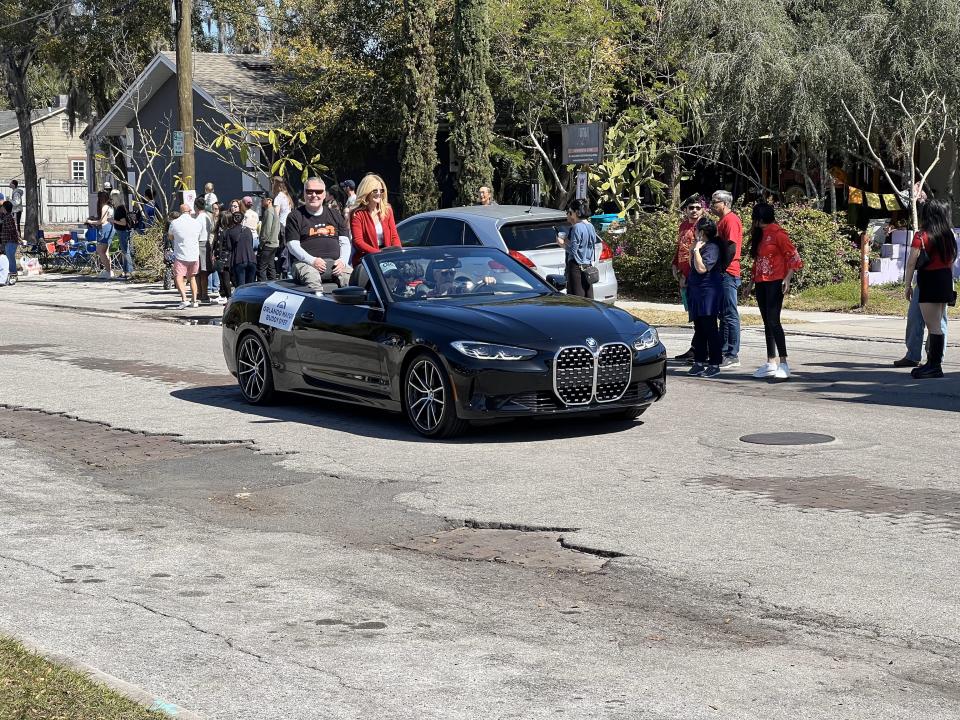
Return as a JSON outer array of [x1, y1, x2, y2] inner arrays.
[[86, 52, 288, 214]]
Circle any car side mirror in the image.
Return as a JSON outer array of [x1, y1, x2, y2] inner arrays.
[[545, 274, 566, 291], [332, 286, 369, 305]]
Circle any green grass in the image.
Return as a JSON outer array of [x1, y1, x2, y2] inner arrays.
[[627, 308, 764, 327], [0, 636, 168, 720], [781, 280, 960, 318]]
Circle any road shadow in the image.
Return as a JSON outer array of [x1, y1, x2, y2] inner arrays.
[[667, 360, 959, 412], [792, 361, 960, 412], [170, 385, 643, 444]]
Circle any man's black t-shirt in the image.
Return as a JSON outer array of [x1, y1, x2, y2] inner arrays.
[[285, 204, 347, 260]]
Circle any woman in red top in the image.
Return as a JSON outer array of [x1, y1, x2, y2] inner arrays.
[[904, 200, 957, 379], [350, 174, 401, 264], [744, 203, 802, 380]]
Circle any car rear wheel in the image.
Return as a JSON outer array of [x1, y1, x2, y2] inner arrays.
[[403, 353, 468, 438], [236, 332, 275, 405]]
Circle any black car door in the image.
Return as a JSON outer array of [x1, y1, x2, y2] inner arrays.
[[292, 294, 391, 402]]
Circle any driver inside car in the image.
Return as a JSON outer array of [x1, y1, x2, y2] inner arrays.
[[419, 259, 497, 297]]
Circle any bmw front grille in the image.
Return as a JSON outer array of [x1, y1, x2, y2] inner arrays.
[[553, 343, 632, 405]]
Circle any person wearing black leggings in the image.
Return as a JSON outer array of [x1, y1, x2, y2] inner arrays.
[[744, 203, 803, 380], [686, 217, 725, 378]]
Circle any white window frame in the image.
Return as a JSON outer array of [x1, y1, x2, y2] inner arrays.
[[71, 159, 87, 183]]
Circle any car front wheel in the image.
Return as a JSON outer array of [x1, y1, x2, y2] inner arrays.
[[236, 332, 275, 405], [403, 353, 468, 438]]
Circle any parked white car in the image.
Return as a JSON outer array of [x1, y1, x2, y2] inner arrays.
[[395, 205, 618, 303]]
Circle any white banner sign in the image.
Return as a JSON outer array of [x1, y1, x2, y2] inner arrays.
[[183, 189, 196, 209], [259, 292, 306, 332], [576, 171, 588, 200]]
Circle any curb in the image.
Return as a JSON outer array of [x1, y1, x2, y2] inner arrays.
[[8, 631, 205, 719]]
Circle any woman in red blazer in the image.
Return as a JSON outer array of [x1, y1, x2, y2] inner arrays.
[[350, 174, 401, 264]]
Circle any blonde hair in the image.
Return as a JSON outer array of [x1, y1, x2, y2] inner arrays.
[[204, 182, 214, 193], [356, 174, 390, 220]]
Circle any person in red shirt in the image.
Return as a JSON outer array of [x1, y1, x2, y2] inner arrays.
[[350, 174, 401, 265], [710, 190, 743, 368], [672, 195, 704, 362], [903, 199, 958, 379], [743, 203, 803, 380]]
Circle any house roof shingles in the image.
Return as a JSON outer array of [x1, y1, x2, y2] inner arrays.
[[0, 108, 66, 138], [160, 51, 288, 126]]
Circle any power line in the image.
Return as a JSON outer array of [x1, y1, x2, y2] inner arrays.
[[0, 1, 73, 33]]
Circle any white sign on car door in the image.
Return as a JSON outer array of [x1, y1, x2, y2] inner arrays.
[[259, 292, 306, 331]]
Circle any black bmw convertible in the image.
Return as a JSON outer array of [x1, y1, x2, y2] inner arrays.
[[221, 245, 666, 438]]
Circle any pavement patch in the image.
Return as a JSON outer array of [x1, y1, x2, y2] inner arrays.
[[396, 526, 621, 573], [0, 406, 250, 469], [0, 345, 232, 387], [693, 475, 960, 535]]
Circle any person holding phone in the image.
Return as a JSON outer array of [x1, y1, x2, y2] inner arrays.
[[559, 198, 597, 298]]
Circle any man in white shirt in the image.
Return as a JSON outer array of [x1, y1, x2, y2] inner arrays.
[[0, 251, 9, 286], [168, 203, 204, 309]]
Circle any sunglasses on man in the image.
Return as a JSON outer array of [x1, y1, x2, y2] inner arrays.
[[305, 188, 326, 196]]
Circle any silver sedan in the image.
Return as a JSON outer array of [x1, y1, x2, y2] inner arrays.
[[395, 205, 618, 303]]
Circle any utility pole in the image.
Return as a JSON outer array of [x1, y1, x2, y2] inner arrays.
[[175, 0, 195, 201]]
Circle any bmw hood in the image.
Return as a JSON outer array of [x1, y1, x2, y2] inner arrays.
[[397, 293, 646, 347]]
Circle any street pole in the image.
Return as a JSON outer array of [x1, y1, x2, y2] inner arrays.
[[176, 0, 195, 202]]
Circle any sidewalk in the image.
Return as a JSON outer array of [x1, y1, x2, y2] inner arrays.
[[6, 274, 226, 326], [618, 300, 958, 345]]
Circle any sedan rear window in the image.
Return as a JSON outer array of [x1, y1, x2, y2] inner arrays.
[[500, 221, 568, 252]]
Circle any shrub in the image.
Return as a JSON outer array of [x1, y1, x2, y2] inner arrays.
[[765, 204, 859, 291], [609, 210, 681, 299], [611, 204, 859, 298], [130, 224, 166, 281]]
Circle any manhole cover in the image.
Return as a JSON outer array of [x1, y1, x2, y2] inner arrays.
[[740, 432, 835, 446]]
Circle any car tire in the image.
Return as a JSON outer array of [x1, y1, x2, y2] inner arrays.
[[403, 352, 468, 439], [611, 406, 646, 421], [236, 332, 275, 405]]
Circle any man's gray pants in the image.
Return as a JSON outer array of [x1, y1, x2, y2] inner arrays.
[[292, 260, 350, 292]]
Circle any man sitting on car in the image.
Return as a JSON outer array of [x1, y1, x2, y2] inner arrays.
[[285, 177, 352, 294]]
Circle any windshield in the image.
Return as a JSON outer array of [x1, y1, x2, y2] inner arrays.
[[500, 220, 570, 252], [372, 247, 552, 302]]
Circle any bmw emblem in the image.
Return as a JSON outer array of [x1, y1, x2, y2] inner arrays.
[[585, 337, 598, 351]]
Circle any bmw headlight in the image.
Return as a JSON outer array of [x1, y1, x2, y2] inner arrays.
[[633, 327, 660, 351], [451, 341, 537, 361]]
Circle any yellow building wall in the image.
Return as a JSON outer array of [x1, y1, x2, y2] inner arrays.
[[0, 113, 89, 185]]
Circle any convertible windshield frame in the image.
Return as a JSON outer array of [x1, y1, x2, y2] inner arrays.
[[369, 246, 553, 303]]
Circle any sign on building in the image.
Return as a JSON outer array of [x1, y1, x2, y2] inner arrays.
[[172, 130, 184, 157], [561, 123, 604, 165]]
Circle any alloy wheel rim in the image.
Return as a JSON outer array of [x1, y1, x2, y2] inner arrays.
[[238, 337, 266, 400], [407, 359, 445, 432]]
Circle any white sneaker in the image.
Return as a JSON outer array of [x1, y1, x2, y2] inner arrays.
[[176, 301, 190, 310], [191, 301, 200, 308], [774, 362, 791, 380], [215, 297, 228, 305], [753, 362, 778, 379]]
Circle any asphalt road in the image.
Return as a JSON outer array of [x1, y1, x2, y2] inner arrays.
[[1, 279, 959, 719]]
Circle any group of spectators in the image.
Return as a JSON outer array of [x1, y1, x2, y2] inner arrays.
[[671, 191, 957, 381], [162, 172, 402, 306]]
